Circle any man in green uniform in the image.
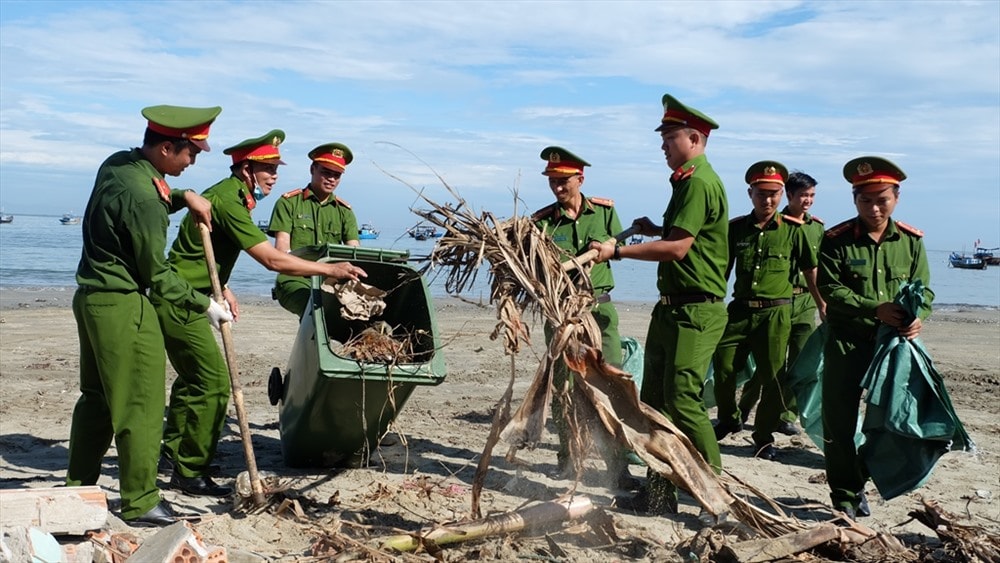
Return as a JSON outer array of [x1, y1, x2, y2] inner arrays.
[[155, 131, 367, 497], [819, 156, 932, 519], [711, 162, 821, 460], [269, 142, 360, 317], [590, 94, 729, 517], [67, 105, 232, 527], [531, 146, 635, 490], [738, 171, 827, 434]]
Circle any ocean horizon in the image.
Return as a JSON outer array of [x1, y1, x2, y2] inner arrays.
[[1, 213, 997, 310]]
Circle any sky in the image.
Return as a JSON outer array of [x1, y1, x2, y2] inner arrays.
[[1, 0, 998, 251]]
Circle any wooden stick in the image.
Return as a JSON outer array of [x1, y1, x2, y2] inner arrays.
[[561, 225, 642, 272], [381, 496, 594, 552], [198, 224, 266, 507]]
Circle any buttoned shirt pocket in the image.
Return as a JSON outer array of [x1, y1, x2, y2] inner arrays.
[[763, 248, 790, 274], [291, 214, 317, 248], [844, 261, 870, 294]]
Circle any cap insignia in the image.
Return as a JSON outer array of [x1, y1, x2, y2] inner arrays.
[[271, 136, 281, 146], [549, 153, 561, 163], [857, 162, 873, 176], [763, 166, 776, 175], [332, 149, 344, 158]]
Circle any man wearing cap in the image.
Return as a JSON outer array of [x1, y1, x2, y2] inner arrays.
[[819, 156, 932, 519], [531, 146, 636, 490], [711, 161, 821, 461], [589, 94, 729, 517], [67, 105, 233, 527], [154, 131, 367, 497], [269, 142, 360, 317], [737, 171, 826, 434]]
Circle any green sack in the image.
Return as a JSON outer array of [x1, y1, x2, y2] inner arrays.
[[860, 280, 975, 500], [621, 336, 644, 391], [787, 323, 832, 451]]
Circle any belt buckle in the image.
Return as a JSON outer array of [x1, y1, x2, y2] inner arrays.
[[659, 295, 669, 305], [747, 300, 761, 308]]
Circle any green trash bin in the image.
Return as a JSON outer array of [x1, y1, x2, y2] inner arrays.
[[270, 244, 446, 467]]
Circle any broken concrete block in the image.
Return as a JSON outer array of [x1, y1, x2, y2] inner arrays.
[[1, 526, 61, 563], [127, 521, 226, 563], [0, 486, 107, 535]]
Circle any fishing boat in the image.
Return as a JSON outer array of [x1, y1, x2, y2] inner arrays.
[[0, 214, 12, 224], [973, 247, 1000, 266], [59, 213, 81, 225], [408, 225, 440, 240], [628, 234, 643, 245], [257, 220, 270, 233], [948, 251, 987, 270], [358, 223, 380, 240]]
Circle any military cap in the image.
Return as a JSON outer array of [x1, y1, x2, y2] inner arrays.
[[540, 146, 590, 177], [745, 160, 788, 187], [843, 156, 906, 192], [654, 93, 719, 137], [141, 105, 222, 151], [309, 142, 353, 172], [223, 129, 286, 165]]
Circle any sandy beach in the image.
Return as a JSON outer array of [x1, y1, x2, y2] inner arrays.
[[1, 290, 997, 561]]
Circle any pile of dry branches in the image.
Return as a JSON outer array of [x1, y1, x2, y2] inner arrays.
[[405, 181, 918, 560]]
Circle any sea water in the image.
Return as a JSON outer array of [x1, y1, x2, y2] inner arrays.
[[1, 213, 998, 310]]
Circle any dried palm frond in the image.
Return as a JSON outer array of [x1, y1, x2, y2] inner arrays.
[[376, 150, 913, 556]]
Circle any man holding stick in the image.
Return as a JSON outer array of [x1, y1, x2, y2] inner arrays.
[[154, 130, 366, 497], [67, 105, 229, 527], [590, 94, 729, 518]]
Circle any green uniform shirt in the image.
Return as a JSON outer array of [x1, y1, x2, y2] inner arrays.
[[657, 154, 729, 297], [268, 187, 359, 249], [168, 176, 268, 290], [727, 212, 817, 300], [782, 206, 824, 289], [533, 195, 623, 293], [75, 148, 209, 313], [819, 217, 933, 338]]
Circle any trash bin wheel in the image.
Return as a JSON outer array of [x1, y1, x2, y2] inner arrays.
[[268, 367, 284, 406]]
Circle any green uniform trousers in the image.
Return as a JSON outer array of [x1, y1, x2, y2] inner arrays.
[[274, 275, 311, 318], [152, 294, 230, 478], [736, 294, 812, 424], [67, 289, 165, 520], [714, 303, 791, 446], [641, 301, 726, 507], [547, 300, 624, 473], [822, 335, 872, 511]]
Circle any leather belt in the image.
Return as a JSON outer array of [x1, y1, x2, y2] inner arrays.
[[659, 293, 719, 306], [792, 287, 807, 295], [595, 293, 611, 304], [738, 298, 792, 309]]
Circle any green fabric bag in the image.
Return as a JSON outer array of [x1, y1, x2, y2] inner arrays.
[[860, 280, 975, 500], [621, 336, 644, 391], [786, 323, 831, 451], [704, 354, 756, 410]]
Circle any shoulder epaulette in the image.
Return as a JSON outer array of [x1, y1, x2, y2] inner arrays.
[[671, 165, 695, 182], [895, 220, 924, 237], [531, 203, 558, 222], [729, 214, 748, 224], [811, 215, 824, 225], [335, 196, 351, 209], [782, 214, 805, 225], [825, 219, 854, 238], [281, 188, 304, 199], [588, 196, 614, 208]]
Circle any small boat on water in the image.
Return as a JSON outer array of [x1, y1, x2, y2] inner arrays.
[[408, 225, 441, 241], [0, 214, 12, 224], [257, 220, 270, 233], [949, 251, 987, 270], [973, 247, 1000, 266], [628, 234, 643, 245], [358, 223, 380, 240], [59, 213, 81, 225]]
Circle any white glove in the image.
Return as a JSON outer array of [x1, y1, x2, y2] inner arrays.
[[205, 299, 233, 330]]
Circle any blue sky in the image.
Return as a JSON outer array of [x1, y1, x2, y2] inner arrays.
[[1, 0, 998, 250]]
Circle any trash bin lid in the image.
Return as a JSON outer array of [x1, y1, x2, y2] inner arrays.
[[291, 244, 410, 264]]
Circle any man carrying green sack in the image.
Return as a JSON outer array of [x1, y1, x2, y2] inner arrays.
[[818, 156, 932, 519]]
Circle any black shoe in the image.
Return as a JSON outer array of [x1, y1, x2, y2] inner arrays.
[[613, 488, 678, 515], [713, 419, 743, 441], [128, 501, 178, 527], [616, 470, 641, 492], [754, 442, 777, 461], [838, 505, 857, 521], [776, 421, 801, 436], [169, 473, 233, 497], [856, 492, 871, 517]]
